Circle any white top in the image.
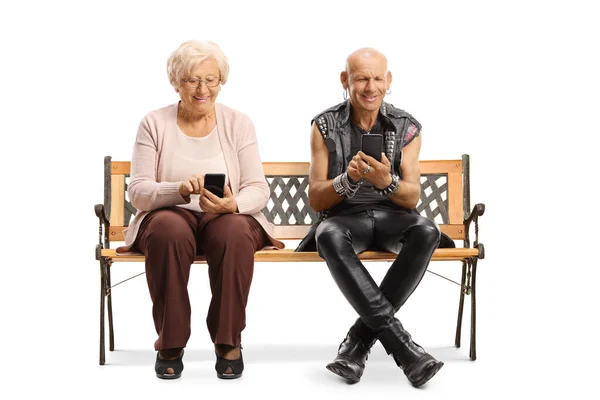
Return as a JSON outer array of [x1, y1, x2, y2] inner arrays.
[[170, 125, 229, 212]]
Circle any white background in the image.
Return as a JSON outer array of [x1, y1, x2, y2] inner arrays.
[[1, 0, 598, 398]]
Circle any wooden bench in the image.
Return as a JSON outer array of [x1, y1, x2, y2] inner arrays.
[[95, 155, 485, 365]]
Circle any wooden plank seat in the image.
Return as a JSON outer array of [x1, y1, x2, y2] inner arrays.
[[100, 247, 480, 263], [94, 155, 485, 365]]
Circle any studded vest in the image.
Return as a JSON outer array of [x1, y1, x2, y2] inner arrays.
[[312, 100, 422, 180], [295, 100, 422, 252]]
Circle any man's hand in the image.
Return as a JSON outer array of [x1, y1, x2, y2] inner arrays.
[[354, 151, 393, 189], [200, 184, 238, 214], [179, 175, 204, 199], [346, 156, 363, 183]]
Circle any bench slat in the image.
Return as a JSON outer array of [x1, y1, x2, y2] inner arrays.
[[110, 160, 464, 177], [262, 162, 311, 176], [100, 248, 479, 262]]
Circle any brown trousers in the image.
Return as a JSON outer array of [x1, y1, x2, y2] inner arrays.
[[133, 207, 268, 350]]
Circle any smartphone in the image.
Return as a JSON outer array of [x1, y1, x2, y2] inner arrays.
[[204, 173, 226, 198], [361, 134, 383, 162]]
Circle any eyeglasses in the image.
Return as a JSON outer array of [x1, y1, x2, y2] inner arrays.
[[182, 76, 221, 89]]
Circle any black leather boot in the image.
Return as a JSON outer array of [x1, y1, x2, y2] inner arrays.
[[392, 339, 444, 387], [326, 331, 376, 383], [316, 216, 443, 386]]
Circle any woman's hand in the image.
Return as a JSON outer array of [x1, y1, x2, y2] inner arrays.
[[200, 184, 238, 214], [179, 175, 204, 198], [355, 151, 393, 189]]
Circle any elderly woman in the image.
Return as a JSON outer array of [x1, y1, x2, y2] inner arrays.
[[117, 40, 283, 380]]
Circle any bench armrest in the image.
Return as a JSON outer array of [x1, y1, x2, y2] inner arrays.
[[95, 204, 110, 259], [463, 203, 485, 259]]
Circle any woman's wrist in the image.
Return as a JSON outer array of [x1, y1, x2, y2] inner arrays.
[[228, 198, 239, 213]]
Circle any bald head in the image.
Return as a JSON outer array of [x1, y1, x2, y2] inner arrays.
[[345, 48, 388, 74], [341, 47, 392, 112]]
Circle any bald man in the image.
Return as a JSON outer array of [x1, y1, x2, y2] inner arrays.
[[296, 48, 445, 387]]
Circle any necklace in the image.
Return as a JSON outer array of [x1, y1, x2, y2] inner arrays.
[[354, 121, 375, 134]]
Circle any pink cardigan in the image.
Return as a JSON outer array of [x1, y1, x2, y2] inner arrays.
[[117, 102, 284, 253]]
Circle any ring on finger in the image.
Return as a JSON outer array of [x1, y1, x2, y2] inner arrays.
[[364, 165, 371, 174]]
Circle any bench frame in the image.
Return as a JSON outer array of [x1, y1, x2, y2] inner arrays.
[[95, 155, 485, 365]]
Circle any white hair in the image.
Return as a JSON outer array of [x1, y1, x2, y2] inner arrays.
[[167, 40, 230, 91]]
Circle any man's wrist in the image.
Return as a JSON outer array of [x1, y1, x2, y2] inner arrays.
[[333, 173, 362, 198], [376, 174, 393, 190], [333, 174, 346, 196], [375, 174, 400, 197]]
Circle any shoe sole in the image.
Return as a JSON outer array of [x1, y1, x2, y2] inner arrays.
[[410, 361, 444, 388], [217, 373, 242, 379], [156, 372, 182, 380], [326, 364, 360, 384]]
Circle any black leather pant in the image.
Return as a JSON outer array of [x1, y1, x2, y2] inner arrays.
[[315, 210, 440, 354]]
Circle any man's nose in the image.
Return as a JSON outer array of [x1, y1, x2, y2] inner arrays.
[[365, 78, 376, 91]]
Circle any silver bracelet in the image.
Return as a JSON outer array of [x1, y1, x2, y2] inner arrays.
[[342, 172, 361, 198], [333, 174, 345, 196], [333, 173, 364, 198]]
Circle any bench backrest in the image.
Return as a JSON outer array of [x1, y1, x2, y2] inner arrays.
[[103, 156, 472, 243]]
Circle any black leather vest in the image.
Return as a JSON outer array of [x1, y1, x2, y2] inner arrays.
[[296, 101, 423, 252], [312, 100, 422, 180]]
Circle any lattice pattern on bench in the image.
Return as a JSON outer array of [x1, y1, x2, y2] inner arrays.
[[262, 174, 451, 226], [418, 174, 449, 225], [106, 159, 466, 241], [264, 176, 317, 225], [123, 180, 135, 227], [118, 174, 451, 227]]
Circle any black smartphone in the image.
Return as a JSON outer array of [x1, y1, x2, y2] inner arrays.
[[204, 173, 226, 198], [361, 134, 383, 162]]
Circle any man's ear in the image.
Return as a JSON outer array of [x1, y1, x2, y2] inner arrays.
[[387, 71, 393, 89], [340, 71, 348, 89]]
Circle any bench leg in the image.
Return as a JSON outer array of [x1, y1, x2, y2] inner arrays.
[[469, 258, 478, 361], [106, 262, 115, 352], [455, 261, 467, 348], [99, 258, 108, 365]]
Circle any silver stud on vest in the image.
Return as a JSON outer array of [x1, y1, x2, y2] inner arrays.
[[384, 131, 396, 173]]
